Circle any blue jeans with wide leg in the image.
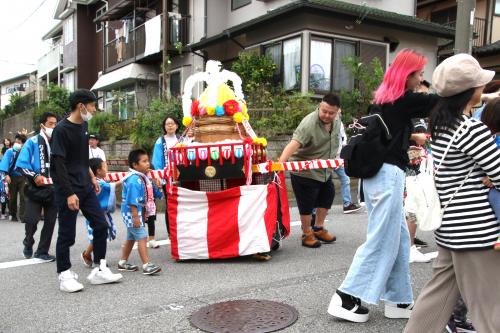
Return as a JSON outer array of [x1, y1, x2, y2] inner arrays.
[[339, 163, 413, 305]]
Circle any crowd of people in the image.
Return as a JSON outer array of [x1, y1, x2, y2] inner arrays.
[[0, 49, 499, 332]]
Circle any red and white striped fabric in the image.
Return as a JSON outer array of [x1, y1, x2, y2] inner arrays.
[[168, 183, 280, 260]]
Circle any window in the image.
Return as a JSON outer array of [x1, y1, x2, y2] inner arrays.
[[264, 43, 282, 85], [495, 0, 500, 15], [232, 0, 251, 10], [333, 40, 356, 91], [308, 37, 387, 94], [95, 4, 107, 33], [309, 39, 332, 92], [169, 71, 181, 97], [263, 37, 302, 90], [108, 87, 136, 120], [430, 6, 457, 26], [63, 71, 75, 92], [64, 15, 74, 45]]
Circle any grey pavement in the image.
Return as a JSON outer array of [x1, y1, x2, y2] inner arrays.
[[0, 205, 440, 333]]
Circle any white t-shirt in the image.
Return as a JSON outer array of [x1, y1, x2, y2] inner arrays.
[[89, 146, 106, 161]]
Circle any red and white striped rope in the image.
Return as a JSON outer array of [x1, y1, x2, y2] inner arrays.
[[39, 159, 343, 184]]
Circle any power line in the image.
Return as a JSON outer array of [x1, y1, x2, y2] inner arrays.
[[7, 0, 48, 33]]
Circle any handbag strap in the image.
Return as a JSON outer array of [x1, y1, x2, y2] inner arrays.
[[435, 119, 468, 172], [441, 163, 476, 213], [436, 118, 476, 213]]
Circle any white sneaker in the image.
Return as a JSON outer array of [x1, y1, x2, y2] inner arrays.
[[87, 259, 123, 285], [410, 245, 431, 263], [148, 240, 159, 248], [384, 302, 414, 319], [59, 270, 84, 293]]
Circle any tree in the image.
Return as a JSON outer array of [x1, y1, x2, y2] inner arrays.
[[338, 57, 384, 125]]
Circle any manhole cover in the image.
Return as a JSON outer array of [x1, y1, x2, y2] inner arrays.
[[190, 299, 298, 333]]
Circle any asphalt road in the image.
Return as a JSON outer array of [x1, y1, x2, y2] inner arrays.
[[0, 205, 440, 333]]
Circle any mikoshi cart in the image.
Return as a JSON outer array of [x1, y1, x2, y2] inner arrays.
[[165, 141, 291, 261]]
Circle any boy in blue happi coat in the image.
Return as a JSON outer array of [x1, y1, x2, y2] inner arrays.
[[81, 158, 121, 267]]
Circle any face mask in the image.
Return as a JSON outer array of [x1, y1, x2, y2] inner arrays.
[[81, 105, 93, 122], [13, 143, 22, 151], [42, 125, 53, 138]]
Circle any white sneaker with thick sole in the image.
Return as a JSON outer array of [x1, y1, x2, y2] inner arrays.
[[384, 302, 414, 319], [327, 291, 369, 323], [59, 270, 84, 293], [410, 245, 432, 263], [87, 259, 123, 285]]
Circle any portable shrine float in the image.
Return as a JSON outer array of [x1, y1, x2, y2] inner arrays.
[[164, 60, 291, 261]]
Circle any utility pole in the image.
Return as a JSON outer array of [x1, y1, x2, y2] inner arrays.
[[162, 0, 170, 99], [454, 0, 476, 54]]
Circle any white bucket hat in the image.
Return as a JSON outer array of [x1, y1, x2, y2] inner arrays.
[[432, 53, 495, 97]]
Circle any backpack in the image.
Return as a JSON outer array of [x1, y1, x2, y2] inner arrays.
[[340, 105, 393, 179]]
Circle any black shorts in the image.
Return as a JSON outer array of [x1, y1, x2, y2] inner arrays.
[[290, 174, 334, 215]]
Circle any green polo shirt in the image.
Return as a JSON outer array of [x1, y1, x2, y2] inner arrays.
[[289, 109, 340, 182]]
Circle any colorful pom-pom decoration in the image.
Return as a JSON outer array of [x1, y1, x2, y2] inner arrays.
[[199, 107, 207, 116], [182, 116, 193, 127], [233, 112, 244, 123], [223, 99, 239, 116], [191, 100, 200, 117], [206, 106, 215, 116], [252, 137, 268, 147], [215, 106, 225, 116]]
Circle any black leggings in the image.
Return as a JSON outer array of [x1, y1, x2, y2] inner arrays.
[[144, 215, 156, 237], [1, 201, 7, 214]]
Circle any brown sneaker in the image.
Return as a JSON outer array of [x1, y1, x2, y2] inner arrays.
[[314, 228, 336, 243], [302, 230, 321, 248]]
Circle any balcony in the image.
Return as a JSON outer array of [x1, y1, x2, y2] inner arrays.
[[443, 17, 487, 48], [37, 42, 63, 77], [104, 14, 189, 72]]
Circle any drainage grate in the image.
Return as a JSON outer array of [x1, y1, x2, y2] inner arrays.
[[190, 299, 298, 333]]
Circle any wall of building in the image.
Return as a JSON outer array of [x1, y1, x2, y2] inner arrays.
[[492, 16, 500, 42], [76, 5, 99, 90]]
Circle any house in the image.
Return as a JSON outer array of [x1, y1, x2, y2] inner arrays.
[[0, 71, 37, 109], [179, 0, 454, 97], [417, 0, 500, 78], [38, 0, 108, 107], [91, 0, 193, 119]]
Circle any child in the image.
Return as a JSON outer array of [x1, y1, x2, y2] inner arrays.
[[81, 158, 120, 267], [480, 97, 500, 250], [118, 149, 161, 275], [144, 177, 163, 249]]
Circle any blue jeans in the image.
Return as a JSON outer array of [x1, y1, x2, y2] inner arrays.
[[334, 166, 352, 206], [339, 163, 412, 305], [489, 188, 500, 220]]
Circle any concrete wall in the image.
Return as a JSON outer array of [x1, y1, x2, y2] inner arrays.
[[0, 109, 34, 141]]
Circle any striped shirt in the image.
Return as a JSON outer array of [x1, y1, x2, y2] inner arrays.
[[431, 115, 500, 250]]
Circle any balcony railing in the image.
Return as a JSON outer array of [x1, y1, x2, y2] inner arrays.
[[38, 42, 63, 76], [104, 14, 189, 71], [443, 17, 487, 48]]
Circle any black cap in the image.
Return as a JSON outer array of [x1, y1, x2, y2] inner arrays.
[[89, 134, 98, 140], [69, 89, 97, 110]]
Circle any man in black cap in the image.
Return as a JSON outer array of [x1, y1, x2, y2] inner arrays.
[[51, 89, 122, 292], [88, 134, 106, 161]]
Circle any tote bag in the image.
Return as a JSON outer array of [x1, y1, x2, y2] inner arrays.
[[405, 121, 474, 231]]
